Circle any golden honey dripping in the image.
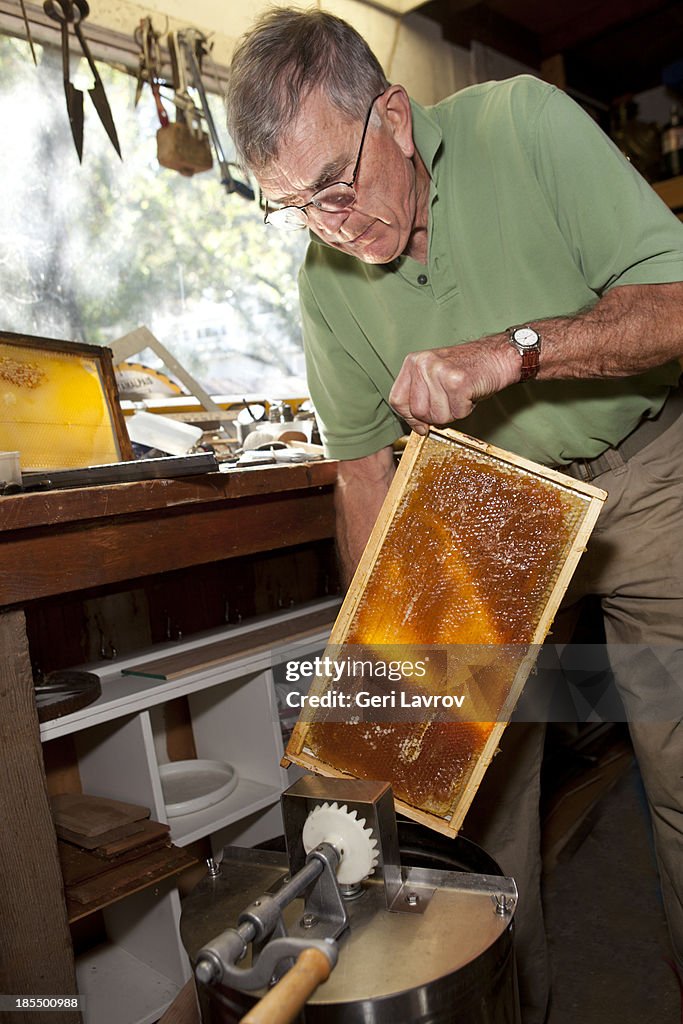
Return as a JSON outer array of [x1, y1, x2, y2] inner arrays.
[[304, 434, 592, 819]]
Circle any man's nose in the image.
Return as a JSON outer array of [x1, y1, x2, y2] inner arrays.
[[310, 205, 355, 239]]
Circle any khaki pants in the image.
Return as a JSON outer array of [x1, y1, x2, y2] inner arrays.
[[463, 409, 683, 1024]]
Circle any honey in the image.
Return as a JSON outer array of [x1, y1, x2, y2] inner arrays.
[[346, 438, 587, 647], [288, 431, 604, 827], [307, 720, 491, 817]]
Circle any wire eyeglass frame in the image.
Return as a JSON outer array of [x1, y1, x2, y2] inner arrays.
[[262, 91, 385, 231]]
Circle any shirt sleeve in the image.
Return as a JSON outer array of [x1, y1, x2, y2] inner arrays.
[[529, 84, 683, 292], [299, 263, 404, 460]]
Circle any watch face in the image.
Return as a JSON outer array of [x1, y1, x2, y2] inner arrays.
[[512, 327, 540, 349]]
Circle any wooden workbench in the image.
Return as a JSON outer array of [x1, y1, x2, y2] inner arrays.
[[0, 462, 337, 1021]]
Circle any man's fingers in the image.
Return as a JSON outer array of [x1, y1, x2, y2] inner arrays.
[[389, 379, 427, 432], [390, 353, 472, 428], [390, 357, 444, 424], [388, 365, 413, 421]]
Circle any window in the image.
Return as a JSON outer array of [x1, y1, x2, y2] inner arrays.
[[1, 34, 308, 395]]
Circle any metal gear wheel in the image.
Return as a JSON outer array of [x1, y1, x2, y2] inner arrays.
[[302, 802, 379, 885]]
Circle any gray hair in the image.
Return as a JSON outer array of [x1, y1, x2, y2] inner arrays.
[[226, 7, 389, 171]]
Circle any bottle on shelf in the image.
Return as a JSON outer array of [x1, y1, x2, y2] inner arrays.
[[661, 105, 683, 180]]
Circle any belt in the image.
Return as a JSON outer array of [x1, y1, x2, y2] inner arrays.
[[556, 385, 683, 482]]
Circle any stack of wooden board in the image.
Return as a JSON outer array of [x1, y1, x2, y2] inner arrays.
[[50, 793, 195, 920], [284, 428, 607, 838]]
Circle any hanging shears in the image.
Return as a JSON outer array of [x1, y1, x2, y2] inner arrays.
[[43, 0, 122, 162], [177, 29, 255, 200], [19, 0, 38, 64], [134, 17, 169, 129]]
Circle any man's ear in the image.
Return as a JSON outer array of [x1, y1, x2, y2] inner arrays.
[[381, 85, 414, 158]]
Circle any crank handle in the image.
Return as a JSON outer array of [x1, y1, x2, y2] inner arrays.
[[238, 946, 334, 1024]]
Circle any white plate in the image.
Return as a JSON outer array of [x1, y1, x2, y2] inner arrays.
[[159, 759, 238, 817]]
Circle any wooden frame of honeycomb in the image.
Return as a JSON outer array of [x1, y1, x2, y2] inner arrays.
[[0, 331, 132, 471], [284, 428, 607, 837]]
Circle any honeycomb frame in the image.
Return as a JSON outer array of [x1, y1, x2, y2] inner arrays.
[[285, 428, 607, 837]]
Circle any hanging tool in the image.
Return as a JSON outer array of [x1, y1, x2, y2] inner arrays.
[[133, 17, 169, 129], [43, 0, 82, 159], [155, 30, 213, 177], [178, 29, 255, 200], [43, 0, 122, 161], [19, 0, 38, 65]]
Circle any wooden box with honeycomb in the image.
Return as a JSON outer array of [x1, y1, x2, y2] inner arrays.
[[0, 332, 131, 472], [285, 428, 607, 837]]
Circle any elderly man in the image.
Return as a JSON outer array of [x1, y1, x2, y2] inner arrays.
[[227, 9, 683, 1023]]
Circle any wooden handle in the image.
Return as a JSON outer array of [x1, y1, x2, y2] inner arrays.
[[239, 947, 332, 1024]]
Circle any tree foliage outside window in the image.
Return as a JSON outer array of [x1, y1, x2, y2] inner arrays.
[[0, 35, 308, 394]]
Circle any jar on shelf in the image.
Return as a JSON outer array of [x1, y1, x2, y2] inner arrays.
[[268, 401, 293, 423]]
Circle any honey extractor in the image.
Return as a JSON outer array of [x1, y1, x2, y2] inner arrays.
[[180, 776, 521, 1024]]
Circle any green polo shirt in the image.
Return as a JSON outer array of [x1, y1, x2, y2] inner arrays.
[[299, 75, 683, 464]]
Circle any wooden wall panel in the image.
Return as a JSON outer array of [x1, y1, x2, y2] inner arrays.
[[0, 611, 79, 1019]]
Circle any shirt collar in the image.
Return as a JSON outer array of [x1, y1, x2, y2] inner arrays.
[[409, 99, 444, 176]]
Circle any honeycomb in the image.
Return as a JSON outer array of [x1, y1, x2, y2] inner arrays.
[[297, 432, 595, 820], [0, 343, 121, 470]]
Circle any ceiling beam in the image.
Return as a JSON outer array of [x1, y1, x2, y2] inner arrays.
[[423, 0, 541, 67], [538, 0, 675, 57]]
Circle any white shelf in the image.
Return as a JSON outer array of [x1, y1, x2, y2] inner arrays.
[[40, 657, 291, 741], [76, 943, 179, 1024], [166, 776, 282, 846], [82, 598, 337, 680], [40, 600, 338, 741]]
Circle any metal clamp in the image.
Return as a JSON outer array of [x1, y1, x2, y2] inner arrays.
[[197, 932, 337, 992], [194, 841, 347, 990]]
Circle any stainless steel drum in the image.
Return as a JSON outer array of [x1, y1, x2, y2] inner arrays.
[[180, 778, 520, 1024]]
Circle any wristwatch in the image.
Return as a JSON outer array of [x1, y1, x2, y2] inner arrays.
[[507, 325, 541, 382]]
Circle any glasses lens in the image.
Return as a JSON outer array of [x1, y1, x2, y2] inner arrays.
[[266, 206, 308, 231], [312, 183, 357, 212]]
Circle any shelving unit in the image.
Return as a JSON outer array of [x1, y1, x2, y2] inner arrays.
[[41, 599, 338, 1024], [75, 941, 180, 1024], [74, 883, 187, 1024]]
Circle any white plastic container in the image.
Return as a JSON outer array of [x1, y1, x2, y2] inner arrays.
[[126, 411, 203, 456], [0, 451, 21, 485], [158, 759, 238, 817]]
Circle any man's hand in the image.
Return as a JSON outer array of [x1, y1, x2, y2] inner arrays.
[[388, 335, 519, 434]]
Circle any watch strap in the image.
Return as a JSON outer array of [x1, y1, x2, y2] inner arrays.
[[520, 347, 540, 381], [507, 325, 541, 382]]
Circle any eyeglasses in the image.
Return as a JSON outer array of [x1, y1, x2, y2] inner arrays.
[[263, 92, 385, 231]]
